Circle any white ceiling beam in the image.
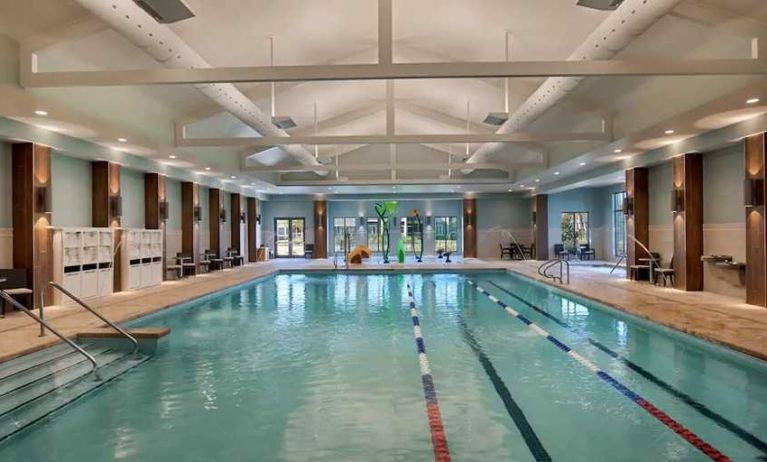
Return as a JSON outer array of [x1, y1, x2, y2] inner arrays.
[[178, 132, 609, 147], [21, 58, 767, 88], [378, 0, 393, 65], [243, 162, 517, 173]]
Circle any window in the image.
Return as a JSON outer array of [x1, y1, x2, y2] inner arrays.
[[400, 217, 422, 253], [613, 191, 627, 257], [333, 217, 356, 252], [560, 212, 590, 250], [434, 217, 458, 253], [367, 218, 381, 252]]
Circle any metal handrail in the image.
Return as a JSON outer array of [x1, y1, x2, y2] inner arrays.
[[538, 258, 570, 284], [47, 282, 139, 353], [0, 289, 99, 374]]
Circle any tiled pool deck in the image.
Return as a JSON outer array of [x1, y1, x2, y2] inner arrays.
[[1, 258, 766, 363]]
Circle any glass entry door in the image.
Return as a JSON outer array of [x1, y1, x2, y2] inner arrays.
[[274, 218, 305, 258]]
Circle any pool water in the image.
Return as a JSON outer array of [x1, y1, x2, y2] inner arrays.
[[1, 271, 765, 461]]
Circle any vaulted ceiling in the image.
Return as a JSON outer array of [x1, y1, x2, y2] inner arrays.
[[0, 0, 765, 195]]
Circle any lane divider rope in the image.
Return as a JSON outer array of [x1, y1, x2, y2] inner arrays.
[[457, 315, 552, 461], [487, 281, 767, 456], [467, 280, 730, 462], [407, 283, 451, 462]]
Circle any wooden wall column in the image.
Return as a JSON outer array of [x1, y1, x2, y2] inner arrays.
[[91, 161, 121, 228], [209, 188, 223, 257], [11, 143, 52, 309], [231, 193, 242, 255], [313, 200, 328, 258], [181, 182, 200, 267], [247, 197, 258, 262], [626, 168, 649, 279], [532, 195, 548, 260], [672, 154, 703, 291], [463, 198, 477, 258], [145, 174, 167, 279], [745, 133, 767, 306]]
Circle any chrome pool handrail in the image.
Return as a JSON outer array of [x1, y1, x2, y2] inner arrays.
[[47, 282, 138, 353], [538, 258, 569, 284], [0, 289, 98, 374]]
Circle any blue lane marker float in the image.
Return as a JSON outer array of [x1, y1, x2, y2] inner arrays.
[[487, 280, 767, 457], [406, 283, 451, 462], [467, 280, 731, 462]]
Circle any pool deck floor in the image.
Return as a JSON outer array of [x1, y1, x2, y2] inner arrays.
[[1, 257, 767, 364]]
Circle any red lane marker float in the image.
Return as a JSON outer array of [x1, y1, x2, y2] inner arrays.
[[407, 283, 451, 462]]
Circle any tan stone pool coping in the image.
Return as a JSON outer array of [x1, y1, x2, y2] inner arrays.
[[1, 258, 766, 364]]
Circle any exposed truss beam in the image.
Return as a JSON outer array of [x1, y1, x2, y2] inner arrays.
[[179, 132, 609, 147], [21, 59, 767, 88], [242, 162, 520, 173]]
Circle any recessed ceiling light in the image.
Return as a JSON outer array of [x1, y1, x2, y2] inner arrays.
[[535, 179, 541, 183], [508, 188, 513, 192], [117, 138, 128, 143], [554, 171, 561, 176], [230, 176, 236, 179], [169, 155, 177, 159], [579, 162, 587, 166], [614, 148, 622, 153], [205, 167, 211, 171], [747, 98, 760, 105], [34, 110, 48, 116], [664, 129, 675, 135], [520, 184, 526, 188]]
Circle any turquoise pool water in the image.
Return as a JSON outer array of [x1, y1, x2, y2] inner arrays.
[[0, 271, 765, 461]]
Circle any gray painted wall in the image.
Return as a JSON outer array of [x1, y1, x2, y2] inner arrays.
[[0, 141, 11, 228], [166, 178, 181, 233], [703, 145, 744, 225], [120, 168, 145, 229], [649, 162, 673, 227], [51, 153, 92, 228]]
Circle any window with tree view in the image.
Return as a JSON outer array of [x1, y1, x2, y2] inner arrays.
[[400, 217, 422, 253], [434, 217, 458, 253], [613, 191, 627, 257], [561, 212, 590, 252], [333, 217, 356, 252]]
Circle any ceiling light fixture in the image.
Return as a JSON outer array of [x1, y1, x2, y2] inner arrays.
[[169, 155, 177, 159], [664, 129, 675, 135], [230, 176, 236, 179], [614, 148, 622, 153], [554, 171, 561, 176], [535, 179, 541, 183], [747, 98, 761, 105], [579, 162, 587, 166], [520, 184, 526, 188], [34, 110, 48, 116], [205, 167, 211, 171], [484, 31, 512, 126], [268, 36, 297, 130], [117, 138, 128, 143]]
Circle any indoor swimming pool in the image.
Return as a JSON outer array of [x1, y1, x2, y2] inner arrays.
[[0, 271, 765, 461]]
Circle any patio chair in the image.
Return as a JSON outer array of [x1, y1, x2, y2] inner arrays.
[[579, 244, 595, 261], [499, 243, 513, 260], [654, 256, 675, 287], [554, 244, 569, 260]]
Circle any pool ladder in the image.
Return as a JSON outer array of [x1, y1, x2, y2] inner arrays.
[[538, 258, 570, 285]]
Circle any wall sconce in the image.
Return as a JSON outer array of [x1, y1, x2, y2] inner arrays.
[[532, 211, 537, 225], [240, 212, 246, 223], [256, 213, 261, 224], [622, 197, 634, 216], [670, 189, 684, 213], [220, 208, 227, 223], [159, 200, 169, 221], [359, 216, 365, 226], [35, 186, 52, 214], [110, 195, 123, 218], [744, 177, 764, 208], [426, 215, 432, 226], [193, 205, 202, 222]]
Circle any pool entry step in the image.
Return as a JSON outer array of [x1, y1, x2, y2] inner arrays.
[[0, 341, 151, 443]]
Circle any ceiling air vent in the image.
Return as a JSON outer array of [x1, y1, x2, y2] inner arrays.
[[576, 0, 624, 11], [133, 0, 195, 24]]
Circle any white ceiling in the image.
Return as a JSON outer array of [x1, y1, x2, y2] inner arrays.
[[0, 0, 765, 196]]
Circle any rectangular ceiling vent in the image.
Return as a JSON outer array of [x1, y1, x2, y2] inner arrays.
[[133, 0, 195, 24], [576, 0, 624, 11]]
